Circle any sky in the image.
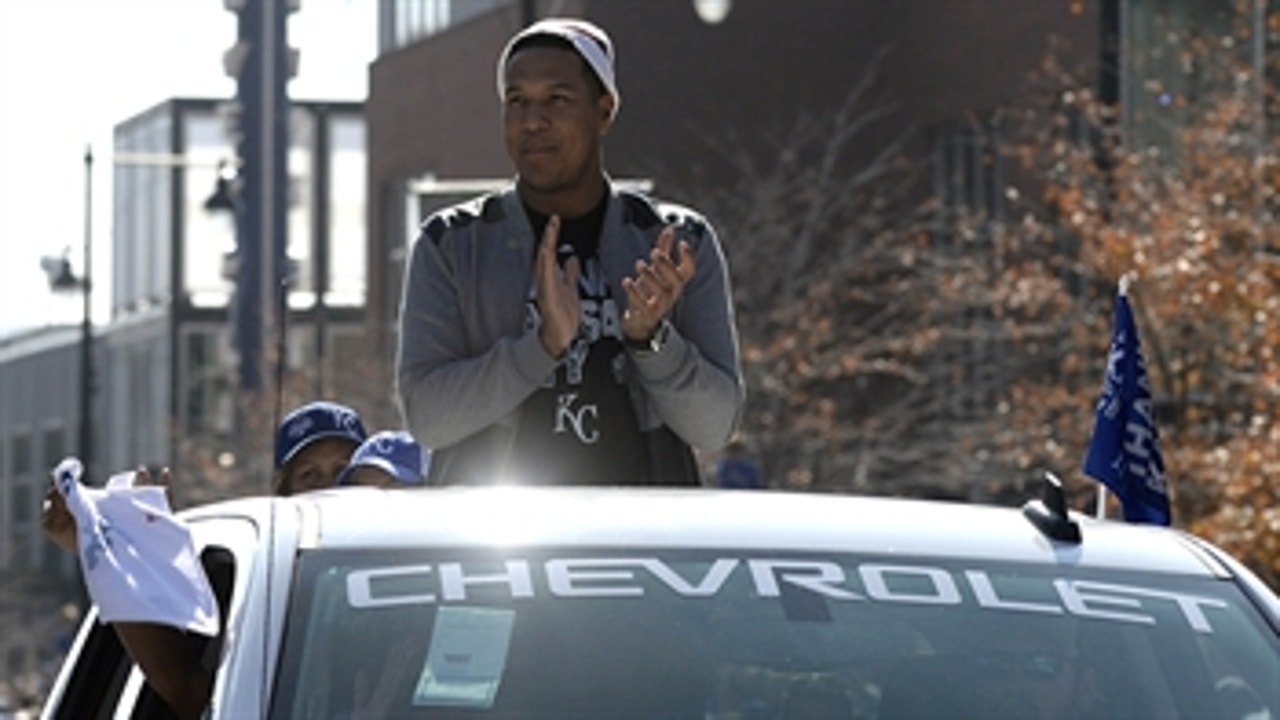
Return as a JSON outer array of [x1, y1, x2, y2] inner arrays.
[[0, 0, 376, 340]]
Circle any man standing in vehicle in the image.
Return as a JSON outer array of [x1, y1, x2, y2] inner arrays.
[[396, 18, 744, 486]]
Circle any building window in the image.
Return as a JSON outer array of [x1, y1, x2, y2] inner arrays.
[[181, 110, 237, 309], [182, 327, 234, 438], [380, 0, 510, 54], [12, 483, 33, 525], [42, 427, 66, 471], [287, 107, 318, 305], [12, 433, 31, 476], [932, 121, 1006, 225], [1124, 0, 1242, 152], [930, 122, 1008, 419], [327, 116, 368, 308], [115, 112, 175, 315]]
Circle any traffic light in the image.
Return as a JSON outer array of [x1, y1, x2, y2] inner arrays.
[[219, 0, 299, 394]]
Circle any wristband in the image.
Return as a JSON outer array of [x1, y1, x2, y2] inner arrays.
[[627, 319, 671, 358]]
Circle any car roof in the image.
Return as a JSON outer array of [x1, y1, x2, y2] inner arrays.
[[198, 486, 1226, 579]]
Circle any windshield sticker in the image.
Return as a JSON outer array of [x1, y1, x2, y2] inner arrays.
[[412, 606, 515, 708], [346, 557, 1232, 635], [545, 558, 739, 597], [1056, 579, 1228, 633]]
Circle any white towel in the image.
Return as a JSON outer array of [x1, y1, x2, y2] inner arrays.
[[52, 457, 220, 636]]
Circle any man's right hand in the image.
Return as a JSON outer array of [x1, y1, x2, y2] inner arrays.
[[535, 214, 582, 358]]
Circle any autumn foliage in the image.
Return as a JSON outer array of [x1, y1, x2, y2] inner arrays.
[[706, 20, 1279, 585], [1006, 26, 1280, 586]]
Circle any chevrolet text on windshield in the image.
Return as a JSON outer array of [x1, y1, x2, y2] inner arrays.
[[346, 556, 1228, 634]]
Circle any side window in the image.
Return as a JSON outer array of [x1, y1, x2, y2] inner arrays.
[[48, 608, 133, 720], [49, 546, 238, 720]]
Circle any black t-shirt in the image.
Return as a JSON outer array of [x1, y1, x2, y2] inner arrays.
[[508, 197, 648, 485]]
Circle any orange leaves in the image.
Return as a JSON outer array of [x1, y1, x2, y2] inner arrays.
[[971, 21, 1280, 583]]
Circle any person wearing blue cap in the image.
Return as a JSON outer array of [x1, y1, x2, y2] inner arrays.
[[274, 400, 369, 495], [337, 430, 431, 488], [397, 18, 744, 487]]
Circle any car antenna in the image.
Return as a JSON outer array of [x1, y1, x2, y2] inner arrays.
[[1022, 471, 1082, 544]]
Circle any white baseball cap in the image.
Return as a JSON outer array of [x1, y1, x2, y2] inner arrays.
[[497, 18, 620, 120]]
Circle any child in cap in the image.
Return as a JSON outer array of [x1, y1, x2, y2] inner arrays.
[[337, 431, 431, 488], [274, 401, 369, 495]]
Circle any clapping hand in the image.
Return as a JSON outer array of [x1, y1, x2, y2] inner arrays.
[[535, 214, 583, 358], [622, 225, 695, 342]]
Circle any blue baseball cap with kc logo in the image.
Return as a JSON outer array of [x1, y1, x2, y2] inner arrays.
[[275, 401, 368, 469], [337, 430, 430, 486]]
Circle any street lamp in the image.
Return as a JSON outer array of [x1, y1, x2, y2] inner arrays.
[[204, 160, 238, 213], [693, 0, 732, 24]]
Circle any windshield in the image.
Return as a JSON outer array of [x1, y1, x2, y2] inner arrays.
[[270, 548, 1278, 719]]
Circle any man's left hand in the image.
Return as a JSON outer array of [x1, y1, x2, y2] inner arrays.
[[622, 225, 695, 342]]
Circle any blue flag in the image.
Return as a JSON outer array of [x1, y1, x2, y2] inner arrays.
[[1082, 282, 1171, 525]]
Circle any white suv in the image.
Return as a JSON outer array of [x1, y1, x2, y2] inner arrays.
[[41, 482, 1280, 719]]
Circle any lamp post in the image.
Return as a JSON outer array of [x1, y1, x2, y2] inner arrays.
[[40, 146, 97, 478], [79, 145, 94, 480], [42, 145, 96, 478]]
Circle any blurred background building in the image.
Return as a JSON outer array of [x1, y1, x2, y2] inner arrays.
[[106, 97, 367, 485]]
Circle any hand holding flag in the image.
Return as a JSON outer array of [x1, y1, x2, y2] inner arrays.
[[1082, 276, 1171, 525], [50, 457, 220, 636]]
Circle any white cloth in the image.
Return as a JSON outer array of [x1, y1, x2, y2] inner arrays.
[[52, 457, 220, 636]]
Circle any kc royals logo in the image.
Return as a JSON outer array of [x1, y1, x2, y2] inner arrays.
[[333, 407, 362, 434], [555, 393, 600, 444], [287, 415, 315, 440]]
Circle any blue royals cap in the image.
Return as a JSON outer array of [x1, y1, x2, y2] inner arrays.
[[274, 401, 368, 469], [337, 430, 431, 486]]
